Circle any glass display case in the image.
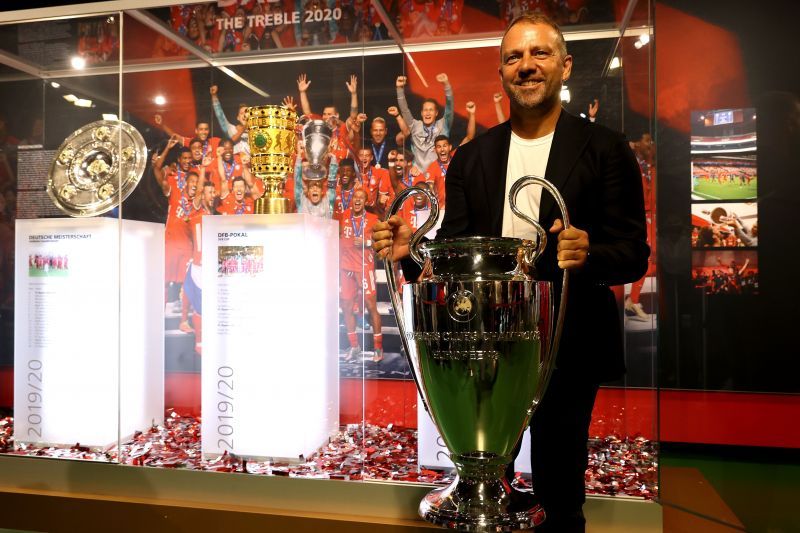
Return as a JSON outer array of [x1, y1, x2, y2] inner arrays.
[[0, 1, 668, 530]]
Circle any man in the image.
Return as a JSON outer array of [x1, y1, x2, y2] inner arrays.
[[218, 176, 254, 215], [179, 182, 217, 346], [626, 132, 657, 321], [297, 73, 359, 162], [372, 14, 648, 532], [339, 188, 383, 362], [367, 117, 391, 169], [153, 139, 200, 303], [395, 72, 453, 172], [334, 158, 360, 221], [356, 146, 390, 215], [210, 85, 248, 155], [294, 149, 339, 218], [154, 115, 221, 160], [425, 135, 452, 207], [213, 139, 245, 200]]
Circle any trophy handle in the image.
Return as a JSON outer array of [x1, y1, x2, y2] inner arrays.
[[383, 185, 440, 414], [508, 176, 570, 409]]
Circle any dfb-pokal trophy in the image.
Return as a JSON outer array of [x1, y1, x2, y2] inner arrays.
[[385, 177, 570, 531], [246, 105, 298, 214]]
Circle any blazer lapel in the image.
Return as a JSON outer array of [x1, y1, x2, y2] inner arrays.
[[539, 110, 591, 225], [481, 121, 512, 235]]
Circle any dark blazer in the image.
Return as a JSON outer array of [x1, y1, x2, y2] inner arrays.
[[408, 110, 649, 382]]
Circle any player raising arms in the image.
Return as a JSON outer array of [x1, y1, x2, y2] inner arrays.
[[218, 176, 254, 215], [339, 188, 383, 362], [210, 85, 248, 155], [297, 73, 360, 162], [154, 113, 221, 161], [356, 146, 390, 216]]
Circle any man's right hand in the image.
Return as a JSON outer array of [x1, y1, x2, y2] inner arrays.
[[387, 106, 399, 117], [372, 215, 412, 261], [396, 75, 407, 88], [297, 73, 310, 92]]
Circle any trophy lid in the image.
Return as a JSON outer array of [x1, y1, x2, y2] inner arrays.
[[419, 236, 537, 281]]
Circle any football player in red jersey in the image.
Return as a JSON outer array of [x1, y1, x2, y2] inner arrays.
[[339, 188, 383, 362], [334, 158, 360, 221], [154, 114, 221, 160], [387, 148, 424, 195], [296, 73, 359, 162], [218, 176, 254, 215], [356, 147, 390, 216], [425, 134, 451, 207], [214, 138, 245, 199]]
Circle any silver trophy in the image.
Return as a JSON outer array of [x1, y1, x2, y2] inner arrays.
[[47, 120, 147, 217], [385, 177, 570, 531], [299, 117, 333, 180]]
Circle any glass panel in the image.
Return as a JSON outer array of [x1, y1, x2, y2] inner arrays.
[[0, 13, 123, 462], [655, 0, 800, 531]]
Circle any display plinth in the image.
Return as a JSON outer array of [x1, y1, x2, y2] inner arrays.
[[201, 213, 339, 460], [418, 395, 533, 474], [13, 218, 165, 448]]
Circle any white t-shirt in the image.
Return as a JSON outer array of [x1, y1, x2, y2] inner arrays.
[[501, 131, 554, 240]]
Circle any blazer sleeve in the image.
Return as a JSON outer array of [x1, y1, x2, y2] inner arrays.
[[581, 134, 650, 286]]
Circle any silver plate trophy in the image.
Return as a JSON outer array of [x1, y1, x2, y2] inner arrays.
[[385, 177, 570, 531], [47, 120, 147, 217]]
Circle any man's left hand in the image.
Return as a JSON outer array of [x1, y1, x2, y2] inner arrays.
[[549, 218, 589, 270]]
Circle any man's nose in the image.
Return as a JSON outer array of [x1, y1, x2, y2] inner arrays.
[[517, 53, 538, 76]]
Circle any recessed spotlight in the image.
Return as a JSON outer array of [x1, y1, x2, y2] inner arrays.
[[580, 113, 586, 118], [50, 81, 60, 88], [609, 57, 621, 70], [639, 34, 650, 46], [74, 98, 93, 108], [63, 94, 78, 103], [70, 56, 86, 70], [102, 114, 119, 121], [560, 86, 571, 103], [154, 95, 166, 106]]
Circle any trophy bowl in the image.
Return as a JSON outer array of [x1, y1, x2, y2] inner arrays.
[[299, 117, 333, 181], [245, 104, 297, 214], [385, 177, 570, 531], [47, 120, 147, 217]]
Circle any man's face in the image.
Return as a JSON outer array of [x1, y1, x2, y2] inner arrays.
[[352, 190, 367, 214], [357, 149, 373, 169], [232, 180, 246, 201], [195, 122, 210, 141], [370, 121, 387, 143], [185, 174, 199, 198], [322, 106, 338, 126], [306, 180, 323, 204], [179, 151, 192, 171], [339, 165, 356, 188], [202, 185, 215, 206], [421, 102, 438, 126], [434, 139, 451, 161], [413, 183, 430, 209], [222, 142, 234, 161], [190, 142, 203, 161], [394, 153, 407, 175], [188, 17, 200, 40], [499, 22, 572, 112], [237, 106, 247, 125]]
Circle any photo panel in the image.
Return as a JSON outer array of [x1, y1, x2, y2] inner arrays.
[[691, 201, 758, 249], [692, 249, 758, 296]]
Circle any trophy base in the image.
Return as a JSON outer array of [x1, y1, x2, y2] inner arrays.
[[420, 476, 545, 532], [254, 196, 291, 215]]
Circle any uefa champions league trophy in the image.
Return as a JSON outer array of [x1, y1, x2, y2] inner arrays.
[[385, 177, 570, 531], [298, 117, 333, 180], [246, 105, 297, 214]]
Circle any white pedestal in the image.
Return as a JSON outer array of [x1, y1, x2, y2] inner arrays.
[[418, 395, 532, 474], [201, 214, 339, 459], [14, 218, 164, 448]]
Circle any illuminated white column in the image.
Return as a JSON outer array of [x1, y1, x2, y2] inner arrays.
[[14, 218, 164, 448], [201, 214, 339, 459]]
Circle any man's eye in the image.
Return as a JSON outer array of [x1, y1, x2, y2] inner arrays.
[[505, 54, 519, 64], [534, 51, 551, 59]]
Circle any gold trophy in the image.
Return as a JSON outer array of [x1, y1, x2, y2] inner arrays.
[[246, 105, 297, 214]]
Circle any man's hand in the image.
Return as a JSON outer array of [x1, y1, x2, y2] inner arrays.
[[588, 99, 599, 119], [493, 92, 503, 103], [210, 85, 218, 96], [435, 72, 449, 84], [167, 134, 180, 149], [356, 112, 368, 124], [297, 73, 311, 92], [549, 218, 590, 270], [346, 74, 358, 94], [396, 75, 407, 88], [466, 101, 476, 114], [202, 155, 213, 167], [282, 95, 297, 112], [372, 215, 412, 261], [387, 106, 400, 117]]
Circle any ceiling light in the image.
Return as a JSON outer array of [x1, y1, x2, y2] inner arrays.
[[579, 113, 586, 118], [70, 56, 86, 70], [609, 57, 621, 70], [63, 94, 78, 103], [74, 98, 93, 108], [50, 81, 60, 88], [639, 34, 650, 46], [154, 95, 166, 105], [102, 114, 119, 121]]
